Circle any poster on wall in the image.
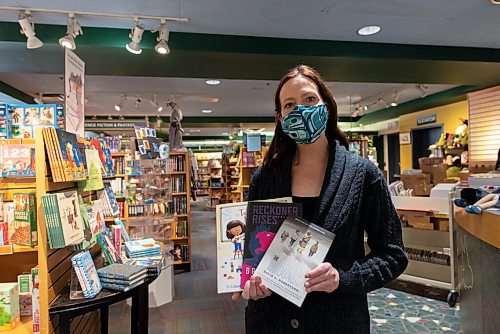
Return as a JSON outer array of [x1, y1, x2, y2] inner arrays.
[[64, 49, 85, 137]]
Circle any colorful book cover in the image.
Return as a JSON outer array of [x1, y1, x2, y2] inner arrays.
[[97, 264, 148, 281], [79, 149, 104, 191], [31, 266, 40, 334], [103, 181, 120, 216], [0, 282, 20, 331], [0, 104, 8, 138], [215, 197, 293, 294], [73, 196, 96, 251], [55, 128, 86, 181], [99, 275, 146, 286], [101, 279, 145, 292], [124, 238, 160, 254], [240, 202, 302, 289], [111, 225, 122, 256], [113, 218, 130, 242], [55, 191, 85, 246], [90, 200, 105, 234], [13, 193, 37, 246], [254, 215, 335, 307], [0, 141, 36, 177], [96, 232, 122, 264], [71, 250, 102, 298]]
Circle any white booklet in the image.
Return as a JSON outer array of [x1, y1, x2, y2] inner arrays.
[[254, 214, 335, 307]]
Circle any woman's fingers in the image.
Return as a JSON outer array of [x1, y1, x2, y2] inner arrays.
[[231, 292, 242, 301]]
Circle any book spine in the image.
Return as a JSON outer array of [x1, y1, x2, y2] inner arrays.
[[71, 256, 90, 297], [111, 225, 121, 258], [29, 193, 37, 246], [49, 194, 64, 248]]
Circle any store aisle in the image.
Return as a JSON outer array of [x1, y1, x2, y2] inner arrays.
[[109, 197, 461, 334]]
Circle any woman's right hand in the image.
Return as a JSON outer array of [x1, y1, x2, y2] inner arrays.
[[231, 275, 272, 301]]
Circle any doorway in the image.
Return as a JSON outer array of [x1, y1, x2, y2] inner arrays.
[[387, 133, 400, 183], [411, 125, 443, 169]]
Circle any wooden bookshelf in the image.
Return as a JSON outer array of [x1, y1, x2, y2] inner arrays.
[[168, 151, 192, 273], [207, 157, 224, 209]]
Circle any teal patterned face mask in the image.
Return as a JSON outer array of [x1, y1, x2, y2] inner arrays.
[[280, 104, 328, 144]]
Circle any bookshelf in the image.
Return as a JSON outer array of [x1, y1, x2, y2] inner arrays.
[[166, 151, 192, 273], [231, 146, 266, 202], [195, 158, 210, 197], [208, 158, 224, 209]]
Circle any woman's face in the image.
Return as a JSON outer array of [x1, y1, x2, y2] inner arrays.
[[279, 75, 324, 118]]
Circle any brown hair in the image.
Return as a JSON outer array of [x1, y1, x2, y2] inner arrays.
[[263, 65, 349, 172]]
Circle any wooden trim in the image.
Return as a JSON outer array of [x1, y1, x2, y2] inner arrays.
[[454, 208, 500, 249]]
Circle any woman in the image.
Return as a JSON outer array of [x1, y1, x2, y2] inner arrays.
[[232, 65, 408, 333]]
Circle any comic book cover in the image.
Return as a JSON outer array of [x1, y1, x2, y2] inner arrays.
[[55, 128, 86, 181], [254, 215, 335, 307], [240, 202, 302, 289]]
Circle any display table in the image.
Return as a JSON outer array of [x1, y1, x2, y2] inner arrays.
[[49, 275, 158, 334], [453, 209, 499, 334]]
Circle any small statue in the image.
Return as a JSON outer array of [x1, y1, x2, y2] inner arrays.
[[167, 100, 185, 151]]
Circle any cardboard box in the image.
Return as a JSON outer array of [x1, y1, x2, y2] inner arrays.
[[0, 283, 20, 332], [19, 294, 32, 317], [433, 218, 449, 231], [401, 174, 432, 196], [406, 215, 434, 229], [419, 157, 444, 166]]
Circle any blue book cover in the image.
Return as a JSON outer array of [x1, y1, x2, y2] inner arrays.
[[101, 279, 145, 292], [124, 238, 160, 254], [103, 181, 120, 216], [71, 250, 102, 298], [97, 264, 147, 281], [99, 275, 146, 286]]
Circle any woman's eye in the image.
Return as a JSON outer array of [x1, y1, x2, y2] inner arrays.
[[284, 102, 294, 109], [305, 96, 316, 103]]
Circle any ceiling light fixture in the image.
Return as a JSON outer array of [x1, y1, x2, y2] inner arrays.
[[108, 115, 113, 120], [390, 89, 400, 107], [18, 10, 43, 49], [126, 19, 144, 55], [228, 135, 234, 140], [201, 109, 213, 114], [150, 95, 163, 112], [357, 25, 381, 36], [59, 13, 82, 50], [154, 19, 170, 55], [205, 80, 221, 86], [114, 95, 127, 111]]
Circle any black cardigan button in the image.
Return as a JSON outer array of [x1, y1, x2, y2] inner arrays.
[[291, 319, 299, 329]]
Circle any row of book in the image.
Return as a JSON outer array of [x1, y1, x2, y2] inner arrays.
[[405, 247, 450, 266], [171, 175, 186, 193], [125, 238, 161, 258], [111, 157, 125, 175], [0, 267, 40, 333], [172, 197, 188, 215], [170, 155, 186, 172], [171, 244, 189, 262], [108, 177, 126, 197], [98, 263, 148, 292], [170, 220, 189, 238]]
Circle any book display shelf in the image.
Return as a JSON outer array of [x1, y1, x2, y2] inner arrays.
[[230, 146, 266, 202], [195, 158, 210, 197], [165, 151, 192, 272], [0, 127, 101, 334], [208, 158, 224, 209]]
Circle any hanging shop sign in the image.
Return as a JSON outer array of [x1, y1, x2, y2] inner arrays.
[[417, 114, 436, 126], [64, 49, 85, 137], [85, 121, 146, 129]]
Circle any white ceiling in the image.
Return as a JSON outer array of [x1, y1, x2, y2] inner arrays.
[[0, 73, 455, 118], [0, 0, 499, 48]]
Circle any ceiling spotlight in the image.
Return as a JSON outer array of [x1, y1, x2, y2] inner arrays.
[[201, 109, 213, 114], [114, 95, 127, 111], [228, 135, 234, 140], [119, 115, 125, 120], [154, 19, 170, 55], [205, 80, 221, 86], [150, 95, 163, 112], [59, 13, 82, 50], [126, 19, 144, 55], [108, 115, 113, 120], [357, 25, 381, 36], [18, 11, 43, 49], [391, 89, 400, 107], [363, 105, 368, 111]]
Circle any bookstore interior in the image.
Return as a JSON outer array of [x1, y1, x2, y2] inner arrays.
[[0, 2, 499, 334]]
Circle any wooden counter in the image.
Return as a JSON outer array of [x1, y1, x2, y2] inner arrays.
[[454, 208, 500, 249]]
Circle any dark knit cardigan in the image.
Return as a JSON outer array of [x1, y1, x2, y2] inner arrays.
[[245, 141, 408, 334]]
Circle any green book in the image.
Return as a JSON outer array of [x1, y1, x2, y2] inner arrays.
[[13, 193, 37, 246]]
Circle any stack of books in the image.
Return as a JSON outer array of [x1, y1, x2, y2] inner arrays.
[[124, 238, 161, 258], [97, 264, 148, 292], [127, 256, 163, 276]]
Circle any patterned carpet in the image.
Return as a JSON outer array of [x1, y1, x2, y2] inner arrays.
[[108, 197, 462, 333]]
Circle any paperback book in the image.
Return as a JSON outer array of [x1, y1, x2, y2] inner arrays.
[[0, 139, 36, 177], [13, 192, 37, 246], [78, 149, 104, 191], [97, 264, 148, 281], [101, 280, 145, 292], [240, 202, 302, 289], [124, 238, 161, 258], [215, 197, 292, 294], [71, 250, 102, 299], [55, 128, 86, 181], [254, 215, 335, 307], [72, 197, 96, 251]]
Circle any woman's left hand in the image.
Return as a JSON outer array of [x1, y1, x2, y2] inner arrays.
[[304, 262, 340, 293]]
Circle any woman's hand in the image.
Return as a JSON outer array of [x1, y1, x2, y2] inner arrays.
[[304, 262, 340, 293], [231, 275, 272, 301]]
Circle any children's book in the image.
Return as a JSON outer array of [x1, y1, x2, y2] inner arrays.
[[101, 279, 145, 292], [78, 149, 104, 191], [96, 232, 123, 265], [101, 181, 120, 217], [126, 257, 163, 276], [13, 193, 37, 246], [97, 264, 148, 281], [71, 250, 102, 298], [240, 202, 302, 289], [124, 238, 161, 258], [55, 128, 86, 181], [215, 197, 292, 294], [99, 275, 146, 286], [72, 197, 96, 251], [254, 215, 335, 307], [0, 140, 36, 177], [0, 104, 8, 139]]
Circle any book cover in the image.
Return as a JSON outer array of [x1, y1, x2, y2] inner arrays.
[[13, 193, 37, 246], [31, 266, 40, 334], [111, 225, 122, 256], [48, 127, 67, 182], [55, 128, 86, 181], [99, 275, 146, 286], [126, 258, 163, 276], [215, 197, 292, 294], [71, 250, 102, 298], [124, 238, 160, 254], [3, 203, 15, 244], [97, 264, 148, 281], [240, 202, 302, 289], [54, 191, 85, 246], [79, 149, 104, 191], [72, 196, 96, 251], [102, 181, 120, 217], [42, 127, 62, 182], [254, 215, 335, 307], [0, 141, 36, 177], [101, 279, 145, 292], [0, 282, 20, 331], [90, 200, 105, 235]]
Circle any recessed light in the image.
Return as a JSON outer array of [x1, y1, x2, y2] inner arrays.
[[190, 129, 201, 133], [200, 97, 221, 103], [205, 80, 221, 86], [222, 132, 228, 135], [390, 102, 398, 107], [201, 109, 213, 114], [357, 25, 381, 36]]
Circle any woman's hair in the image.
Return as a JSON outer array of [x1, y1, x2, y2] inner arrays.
[[226, 220, 246, 239], [263, 65, 349, 172]]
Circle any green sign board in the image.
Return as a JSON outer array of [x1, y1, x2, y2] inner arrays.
[[417, 114, 436, 126]]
